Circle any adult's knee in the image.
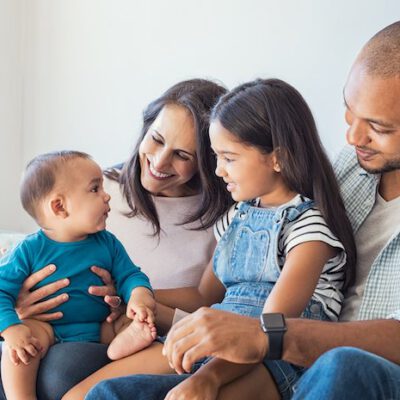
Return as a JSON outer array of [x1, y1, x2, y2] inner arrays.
[[293, 347, 398, 400], [314, 347, 370, 378]]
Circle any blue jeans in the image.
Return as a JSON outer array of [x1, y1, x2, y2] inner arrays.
[[0, 342, 109, 400], [86, 347, 400, 400], [293, 347, 400, 400], [86, 374, 190, 400]]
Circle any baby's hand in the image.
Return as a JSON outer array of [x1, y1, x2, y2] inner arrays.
[[127, 287, 156, 324], [1, 324, 42, 365]]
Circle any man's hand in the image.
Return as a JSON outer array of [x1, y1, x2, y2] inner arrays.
[[16, 264, 69, 321], [2, 324, 42, 365], [163, 307, 268, 374]]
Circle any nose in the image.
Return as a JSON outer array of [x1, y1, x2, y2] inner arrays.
[[103, 191, 111, 203], [153, 149, 172, 171], [215, 159, 226, 178], [346, 118, 371, 147]]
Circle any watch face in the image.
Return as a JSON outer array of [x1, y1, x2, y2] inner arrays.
[[261, 313, 286, 330]]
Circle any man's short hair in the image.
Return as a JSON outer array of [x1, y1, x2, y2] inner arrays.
[[358, 20, 400, 78], [20, 150, 91, 221]]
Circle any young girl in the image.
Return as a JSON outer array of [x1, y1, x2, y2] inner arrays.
[[63, 79, 356, 400]]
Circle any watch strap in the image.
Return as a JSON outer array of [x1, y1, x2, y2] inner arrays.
[[266, 330, 283, 360]]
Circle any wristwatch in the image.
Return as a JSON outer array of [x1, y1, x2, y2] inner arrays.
[[260, 313, 287, 360]]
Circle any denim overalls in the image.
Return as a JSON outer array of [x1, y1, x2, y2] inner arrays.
[[208, 199, 331, 400], [211, 200, 330, 321]]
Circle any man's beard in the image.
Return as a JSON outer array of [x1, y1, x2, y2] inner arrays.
[[357, 155, 400, 174]]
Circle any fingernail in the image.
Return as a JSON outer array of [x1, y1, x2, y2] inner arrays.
[[63, 279, 69, 285], [49, 265, 56, 271], [62, 294, 68, 300]]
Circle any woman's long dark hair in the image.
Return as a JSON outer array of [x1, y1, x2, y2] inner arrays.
[[211, 78, 356, 288], [105, 79, 233, 236]]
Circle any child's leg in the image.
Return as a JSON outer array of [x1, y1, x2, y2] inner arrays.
[[62, 341, 174, 400], [101, 315, 157, 360], [216, 364, 279, 400], [1, 319, 54, 400]]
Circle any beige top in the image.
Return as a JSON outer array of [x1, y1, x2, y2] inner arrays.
[[104, 176, 215, 289]]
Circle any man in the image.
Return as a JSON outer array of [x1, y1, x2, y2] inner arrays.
[[86, 21, 400, 399]]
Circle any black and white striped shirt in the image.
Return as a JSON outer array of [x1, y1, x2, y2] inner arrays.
[[214, 195, 346, 320]]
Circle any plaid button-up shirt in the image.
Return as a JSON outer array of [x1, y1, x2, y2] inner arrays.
[[334, 146, 400, 321]]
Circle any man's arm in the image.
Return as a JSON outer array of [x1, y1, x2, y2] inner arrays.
[[284, 318, 400, 367], [163, 308, 400, 373]]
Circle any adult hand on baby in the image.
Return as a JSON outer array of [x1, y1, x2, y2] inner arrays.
[[89, 265, 124, 323], [2, 324, 42, 365], [16, 264, 69, 321]]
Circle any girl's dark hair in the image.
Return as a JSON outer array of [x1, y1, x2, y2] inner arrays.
[[105, 79, 233, 236], [211, 78, 356, 288]]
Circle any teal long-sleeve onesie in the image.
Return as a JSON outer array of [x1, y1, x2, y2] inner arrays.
[[0, 230, 152, 342]]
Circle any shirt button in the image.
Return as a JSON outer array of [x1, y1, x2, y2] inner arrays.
[[239, 212, 247, 220]]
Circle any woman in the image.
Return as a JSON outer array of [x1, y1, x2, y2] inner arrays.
[[0, 79, 231, 400]]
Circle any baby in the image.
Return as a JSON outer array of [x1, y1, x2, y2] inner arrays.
[[0, 151, 157, 400]]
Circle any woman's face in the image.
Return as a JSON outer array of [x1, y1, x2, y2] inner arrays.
[[139, 104, 199, 197]]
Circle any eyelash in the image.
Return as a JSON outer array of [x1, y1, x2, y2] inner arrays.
[[370, 125, 391, 135], [213, 153, 233, 163], [151, 135, 190, 161]]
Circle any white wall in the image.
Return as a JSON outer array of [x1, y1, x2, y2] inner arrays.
[[0, 0, 24, 231], [3, 0, 400, 232]]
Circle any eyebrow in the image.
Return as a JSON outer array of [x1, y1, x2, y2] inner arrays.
[[153, 129, 196, 158], [212, 148, 240, 156], [89, 177, 102, 186], [343, 92, 396, 129]]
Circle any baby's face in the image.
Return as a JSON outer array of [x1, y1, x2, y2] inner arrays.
[[58, 158, 111, 239]]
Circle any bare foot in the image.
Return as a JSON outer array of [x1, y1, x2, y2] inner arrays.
[[107, 319, 157, 360]]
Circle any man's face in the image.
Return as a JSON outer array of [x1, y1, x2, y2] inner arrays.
[[344, 64, 400, 174]]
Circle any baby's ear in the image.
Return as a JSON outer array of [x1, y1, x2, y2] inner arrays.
[[49, 195, 68, 218]]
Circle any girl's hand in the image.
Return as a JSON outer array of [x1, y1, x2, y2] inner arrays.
[[165, 374, 219, 400], [16, 264, 70, 321], [2, 324, 42, 365], [89, 266, 124, 323]]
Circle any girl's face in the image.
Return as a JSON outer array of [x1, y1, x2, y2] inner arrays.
[[139, 104, 199, 197], [209, 120, 294, 207]]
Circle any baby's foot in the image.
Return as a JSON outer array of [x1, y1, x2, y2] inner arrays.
[[107, 319, 157, 360]]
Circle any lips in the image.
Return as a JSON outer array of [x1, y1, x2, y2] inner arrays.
[[225, 182, 235, 192], [356, 147, 378, 160], [148, 159, 173, 180]]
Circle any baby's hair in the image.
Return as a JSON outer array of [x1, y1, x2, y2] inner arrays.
[[20, 150, 91, 221], [211, 78, 357, 288]]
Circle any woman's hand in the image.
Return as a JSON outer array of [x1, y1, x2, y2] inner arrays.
[[16, 264, 70, 321], [89, 266, 125, 323], [164, 374, 219, 400]]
